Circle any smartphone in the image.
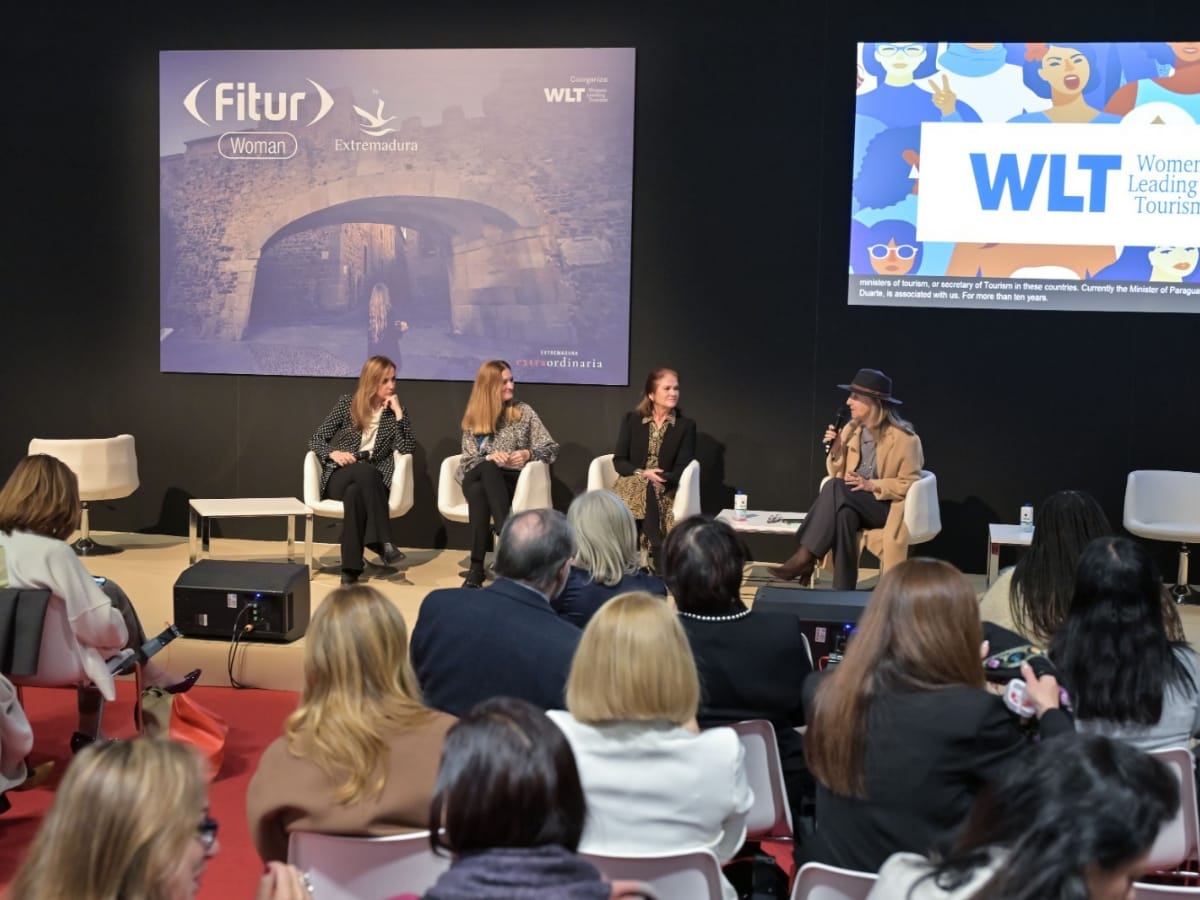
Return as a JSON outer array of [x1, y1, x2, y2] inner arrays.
[[109, 624, 183, 674]]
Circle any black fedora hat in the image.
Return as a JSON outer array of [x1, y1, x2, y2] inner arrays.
[[837, 368, 901, 404]]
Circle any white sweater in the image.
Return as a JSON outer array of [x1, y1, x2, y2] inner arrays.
[[0, 529, 128, 699]]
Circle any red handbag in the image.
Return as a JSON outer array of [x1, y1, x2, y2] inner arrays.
[[137, 678, 229, 781]]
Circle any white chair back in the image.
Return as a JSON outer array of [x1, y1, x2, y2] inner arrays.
[[790, 862, 877, 900], [581, 848, 725, 900], [1135, 883, 1200, 898], [1124, 471, 1200, 542], [437, 454, 552, 524], [302, 450, 414, 521], [1146, 747, 1200, 874], [28, 435, 139, 501], [730, 719, 793, 840], [287, 830, 450, 900], [587, 453, 701, 522], [6, 594, 90, 687]]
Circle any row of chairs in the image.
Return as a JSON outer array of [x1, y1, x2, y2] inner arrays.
[[284, 736, 1200, 900], [301, 451, 703, 538]]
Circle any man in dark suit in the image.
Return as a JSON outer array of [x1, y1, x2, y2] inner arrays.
[[411, 508, 581, 716]]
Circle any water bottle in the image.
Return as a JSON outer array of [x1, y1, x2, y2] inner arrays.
[[1020, 502, 1034, 533], [734, 490, 748, 521]]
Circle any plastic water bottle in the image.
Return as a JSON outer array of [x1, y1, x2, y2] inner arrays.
[[1020, 502, 1034, 533], [734, 490, 748, 521]]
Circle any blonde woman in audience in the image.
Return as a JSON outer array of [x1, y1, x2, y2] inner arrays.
[[11, 738, 309, 900], [247, 584, 455, 862], [802, 558, 1070, 873], [554, 490, 666, 628], [548, 591, 753, 900]]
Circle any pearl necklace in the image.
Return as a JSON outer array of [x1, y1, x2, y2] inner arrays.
[[677, 608, 752, 622]]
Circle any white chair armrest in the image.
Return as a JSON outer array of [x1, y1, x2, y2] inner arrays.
[[388, 452, 415, 517], [513, 461, 552, 512], [672, 459, 701, 521], [588, 453, 619, 492], [904, 470, 941, 545], [302, 452, 323, 507], [437, 455, 469, 522]]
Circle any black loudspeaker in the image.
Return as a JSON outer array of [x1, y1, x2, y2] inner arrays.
[[753, 587, 872, 661], [173, 560, 310, 643]]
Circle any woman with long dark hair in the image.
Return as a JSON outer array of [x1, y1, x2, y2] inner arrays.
[[866, 733, 1178, 900], [414, 696, 648, 900], [978, 489, 1113, 645], [1053, 537, 1200, 751], [309, 355, 415, 584], [802, 558, 1069, 872], [456, 360, 558, 588]]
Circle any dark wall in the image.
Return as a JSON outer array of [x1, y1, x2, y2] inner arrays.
[[5, 1, 1194, 574]]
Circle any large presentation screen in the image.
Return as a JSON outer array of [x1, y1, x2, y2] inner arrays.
[[850, 42, 1200, 312], [160, 48, 636, 383]]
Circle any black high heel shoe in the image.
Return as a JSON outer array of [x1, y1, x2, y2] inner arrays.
[[379, 543, 405, 565], [164, 668, 202, 695]]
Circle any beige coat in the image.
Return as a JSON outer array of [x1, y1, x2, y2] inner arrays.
[[825, 421, 924, 574], [246, 710, 456, 862]]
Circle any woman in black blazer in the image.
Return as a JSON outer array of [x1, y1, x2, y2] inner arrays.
[[801, 558, 1070, 873], [308, 355, 415, 584], [611, 368, 697, 564]]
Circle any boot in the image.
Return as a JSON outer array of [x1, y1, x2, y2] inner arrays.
[[769, 545, 817, 585]]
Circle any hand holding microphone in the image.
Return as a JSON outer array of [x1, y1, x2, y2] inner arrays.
[[824, 410, 849, 456]]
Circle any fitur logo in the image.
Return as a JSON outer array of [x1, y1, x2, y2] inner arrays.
[[182, 79, 335, 127]]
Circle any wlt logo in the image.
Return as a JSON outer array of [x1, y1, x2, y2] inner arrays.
[[544, 87, 586, 103], [970, 153, 1122, 212]]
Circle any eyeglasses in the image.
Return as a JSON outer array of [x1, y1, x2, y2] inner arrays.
[[197, 814, 219, 851], [867, 243, 918, 260], [877, 44, 925, 58]]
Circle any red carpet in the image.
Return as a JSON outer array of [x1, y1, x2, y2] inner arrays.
[[0, 682, 297, 899]]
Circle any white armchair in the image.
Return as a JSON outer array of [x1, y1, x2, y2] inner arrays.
[[303, 451, 414, 567], [27, 435, 139, 556], [586, 453, 702, 522], [1124, 470, 1200, 600], [437, 454, 552, 524]]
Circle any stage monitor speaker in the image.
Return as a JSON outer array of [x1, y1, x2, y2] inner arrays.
[[174, 560, 310, 643], [753, 586, 872, 661]]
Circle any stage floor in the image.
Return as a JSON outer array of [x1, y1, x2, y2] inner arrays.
[[66, 532, 1000, 694]]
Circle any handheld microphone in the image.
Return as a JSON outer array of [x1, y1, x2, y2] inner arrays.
[[824, 410, 849, 456]]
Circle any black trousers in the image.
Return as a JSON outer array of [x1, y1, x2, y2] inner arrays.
[[640, 482, 665, 559], [462, 461, 520, 565], [796, 477, 889, 590], [326, 462, 392, 573], [78, 580, 148, 725]]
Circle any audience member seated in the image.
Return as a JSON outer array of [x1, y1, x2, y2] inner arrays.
[[866, 733, 1178, 900], [405, 696, 650, 900], [411, 509, 581, 716], [0, 455, 199, 748], [553, 490, 666, 628], [456, 359, 559, 588], [663, 515, 814, 827], [308, 355, 414, 585], [10, 738, 308, 900], [247, 584, 455, 862], [1053, 536, 1200, 752], [548, 591, 753, 900], [978, 489, 1113, 645], [801, 558, 1070, 873], [609, 367, 697, 566]]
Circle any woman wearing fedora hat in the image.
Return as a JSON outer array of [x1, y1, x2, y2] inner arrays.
[[770, 368, 923, 589]]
